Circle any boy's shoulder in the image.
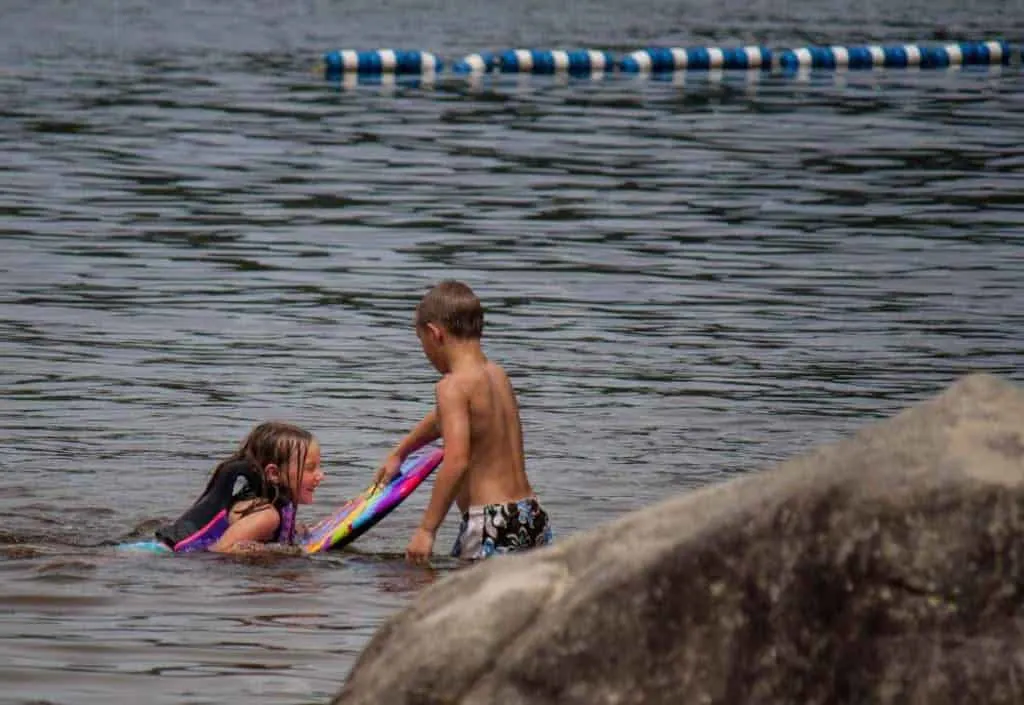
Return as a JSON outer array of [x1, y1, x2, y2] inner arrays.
[[435, 359, 510, 395]]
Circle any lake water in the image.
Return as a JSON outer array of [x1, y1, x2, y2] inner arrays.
[[1, 0, 1022, 703]]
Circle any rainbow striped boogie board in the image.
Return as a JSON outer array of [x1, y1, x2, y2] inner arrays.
[[300, 447, 444, 554]]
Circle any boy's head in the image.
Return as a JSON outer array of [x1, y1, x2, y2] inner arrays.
[[415, 280, 484, 339], [414, 281, 484, 372]]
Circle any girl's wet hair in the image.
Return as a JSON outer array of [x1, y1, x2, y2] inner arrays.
[[209, 421, 313, 510]]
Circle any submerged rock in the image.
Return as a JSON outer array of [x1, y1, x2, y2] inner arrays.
[[334, 373, 1024, 705]]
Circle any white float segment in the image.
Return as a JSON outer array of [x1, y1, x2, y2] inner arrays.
[[379, 49, 397, 72], [670, 47, 688, 69], [631, 50, 652, 72]]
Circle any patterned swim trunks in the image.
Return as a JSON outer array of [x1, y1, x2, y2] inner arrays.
[[451, 497, 553, 561]]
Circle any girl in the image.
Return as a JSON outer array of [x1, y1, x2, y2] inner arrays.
[[155, 421, 324, 553]]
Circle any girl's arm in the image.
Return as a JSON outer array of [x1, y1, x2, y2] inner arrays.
[[210, 504, 280, 553]]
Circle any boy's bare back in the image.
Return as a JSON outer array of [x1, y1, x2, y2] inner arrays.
[[382, 279, 552, 563], [440, 358, 533, 512]]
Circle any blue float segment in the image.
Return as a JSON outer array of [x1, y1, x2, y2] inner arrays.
[[725, 46, 774, 70], [919, 46, 951, 68], [451, 52, 499, 74], [495, 49, 616, 75], [619, 46, 773, 72], [322, 49, 442, 75], [779, 46, 874, 70], [776, 41, 1012, 71], [963, 40, 1011, 65]]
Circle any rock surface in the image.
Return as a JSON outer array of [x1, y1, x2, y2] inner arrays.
[[333, 373, 1024, 705]]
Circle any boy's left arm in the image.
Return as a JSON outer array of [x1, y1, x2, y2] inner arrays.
[[406, 379, 471, 563]]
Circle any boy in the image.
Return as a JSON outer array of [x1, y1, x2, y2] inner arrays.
[[373, 280, 552, 564]]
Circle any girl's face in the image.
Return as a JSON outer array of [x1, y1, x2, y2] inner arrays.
[[272, 440, 323, 505]]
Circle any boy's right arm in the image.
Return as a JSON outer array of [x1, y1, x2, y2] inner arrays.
[[374, 408, 441, 487]]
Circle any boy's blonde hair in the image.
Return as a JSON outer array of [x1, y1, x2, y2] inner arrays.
[[415, 280, 484, 339]]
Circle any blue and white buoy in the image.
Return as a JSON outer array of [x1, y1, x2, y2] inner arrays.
[[619, 46, 773, 73], [322, 49, 442, 76], [320, 40, 1017, 84], [451, 52, 500, 74], [495, 49, 616, 76], [775, 41, 1010, 71]]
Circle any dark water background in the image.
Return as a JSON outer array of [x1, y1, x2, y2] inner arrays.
[[1, 0, 1023, 703]]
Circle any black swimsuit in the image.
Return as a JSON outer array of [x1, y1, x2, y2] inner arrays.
[[155, 460, 291, 552]]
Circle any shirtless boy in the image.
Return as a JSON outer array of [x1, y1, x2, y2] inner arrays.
[[374, 280, 552, 563]]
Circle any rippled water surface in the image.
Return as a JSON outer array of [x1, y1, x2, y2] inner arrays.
[[1, 0, 1023, 703]]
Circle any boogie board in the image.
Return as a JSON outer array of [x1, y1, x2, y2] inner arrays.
[[299, 446, 444, 554]]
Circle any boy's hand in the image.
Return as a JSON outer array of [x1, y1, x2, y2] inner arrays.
[[373, 454, 402, 489], [405, 527, 435, 565]]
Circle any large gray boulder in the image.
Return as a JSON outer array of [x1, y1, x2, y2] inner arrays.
[[334, 373, 1024, 705]]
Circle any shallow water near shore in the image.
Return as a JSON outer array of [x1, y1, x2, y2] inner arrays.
[[1, 0, 1023, 703]]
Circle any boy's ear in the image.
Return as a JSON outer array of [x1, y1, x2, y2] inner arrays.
[[265, 464, 281, 483], [425, 322, 444, 342]]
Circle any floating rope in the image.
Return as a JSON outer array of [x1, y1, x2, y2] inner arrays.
[[322, 50, 442, 76], [619, 47, 774, 72], [493, 49, 617, 75], [774, 41, 1009, 71], [321, 41, 1016, 78]]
